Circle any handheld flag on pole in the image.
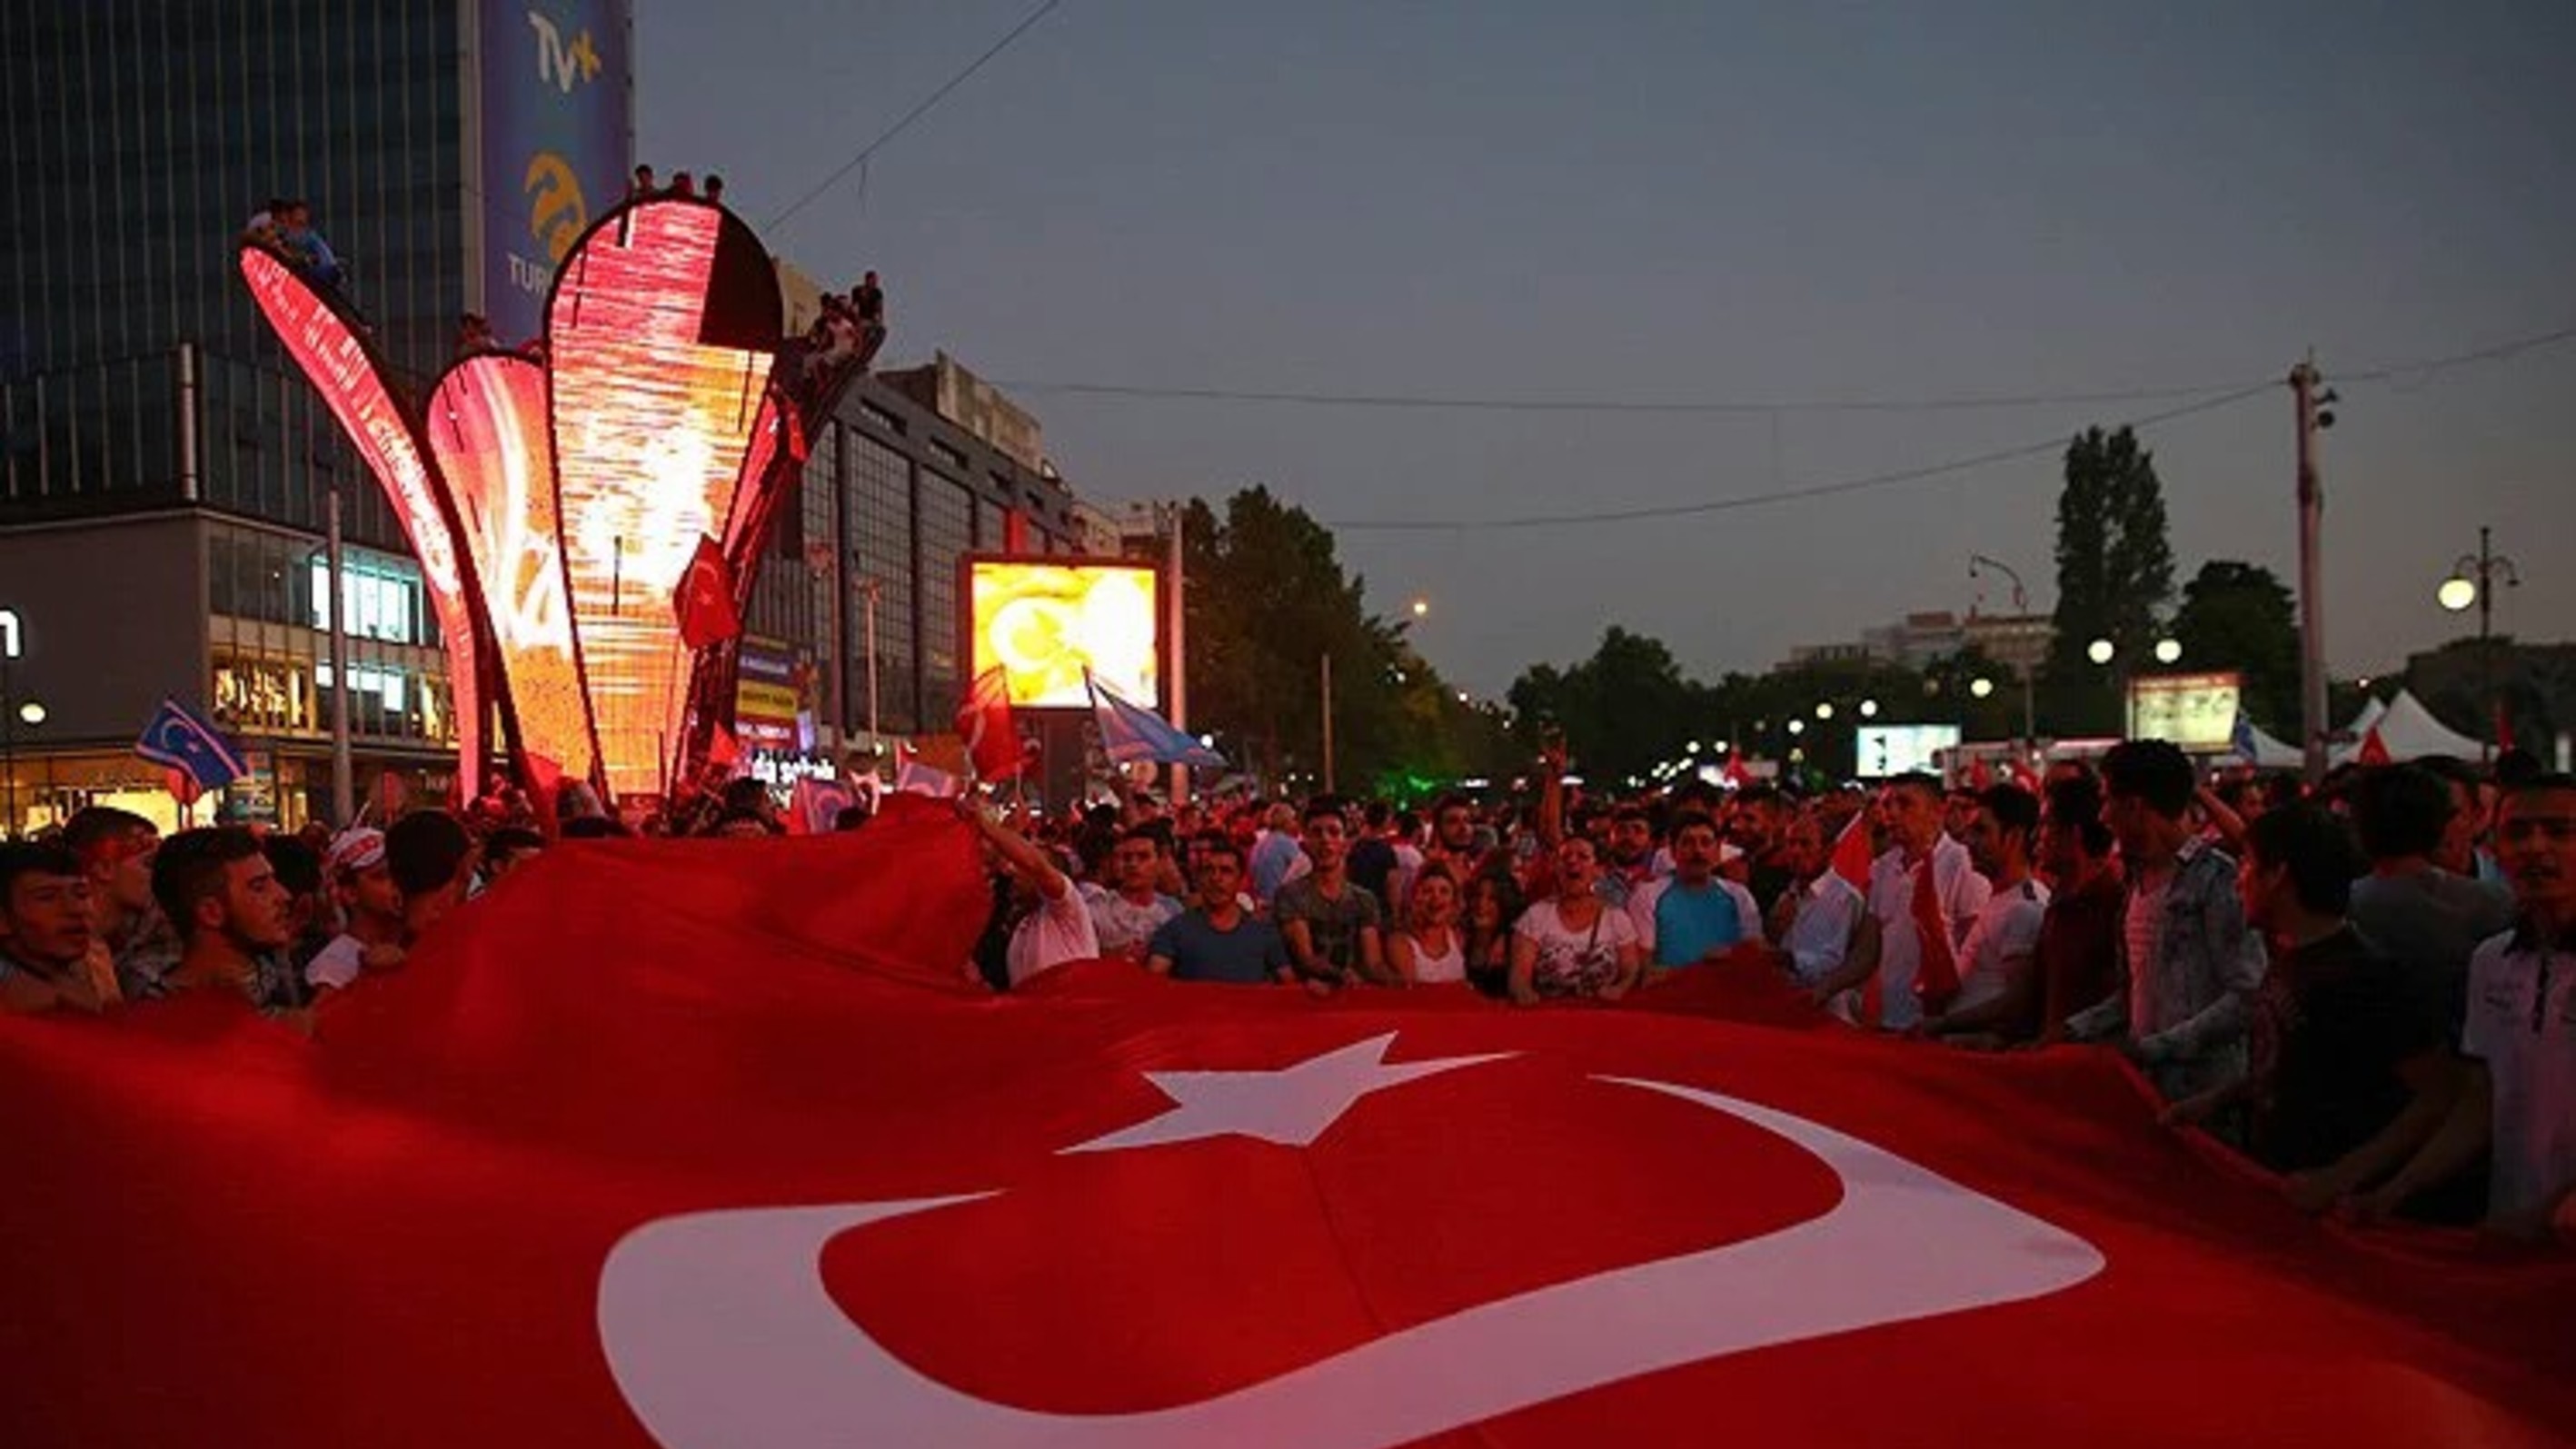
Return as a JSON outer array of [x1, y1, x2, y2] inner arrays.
[[1085, 669, 1224, 769], [2230, 711, 2261, 766], [1085, 671, 1223, 770], [134, 699, 248, 793]]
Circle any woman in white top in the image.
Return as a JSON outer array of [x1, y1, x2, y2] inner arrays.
[[1387, 863, 1467, 985], [1509, 837, 1643, 1004]]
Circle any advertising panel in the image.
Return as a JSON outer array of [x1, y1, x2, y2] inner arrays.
[[481, 0, 633, 342], [2126, 672, 2243, 751], [1855, 724, 1963, 779], [964, 559, 1160, 710], [736, 641, 805, 752]]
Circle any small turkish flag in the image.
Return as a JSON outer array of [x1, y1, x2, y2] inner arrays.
[[707, 723, 741, 769], [954, 665, 1022, 782], [521, 751, 564, 838], [2357, 725, 2392, 767], [673, 534, 742, 651]]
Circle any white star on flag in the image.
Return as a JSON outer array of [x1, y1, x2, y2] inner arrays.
[[1060, 1032, 1513, 1156]]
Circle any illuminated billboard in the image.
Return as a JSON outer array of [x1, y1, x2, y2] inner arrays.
[[480, 0, 634, 342], [964, 559, 1161, 710], [425, 353, 596, 783], [248, 191, 805, 806], [238, 248, 491, 802], [1855, 724, 1963, 779], [2127, 672, 2243, 751]]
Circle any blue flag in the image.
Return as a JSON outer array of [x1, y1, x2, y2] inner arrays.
[[2230, 710, 2260, 765], [135, 698, 249, 791], [1086, 670, 1225, 770]]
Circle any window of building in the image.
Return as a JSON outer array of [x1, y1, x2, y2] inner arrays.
[[848, 432, 916, 734]]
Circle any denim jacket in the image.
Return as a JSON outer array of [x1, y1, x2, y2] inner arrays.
[[2069, 837, 2265, 1098]]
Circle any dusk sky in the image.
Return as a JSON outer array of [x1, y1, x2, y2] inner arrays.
[[642, 1, 2574, 698]]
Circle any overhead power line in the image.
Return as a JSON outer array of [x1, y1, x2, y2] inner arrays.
[[1328, 383, 2278, 532], [998, 319, 2576, 418], [767, 0, 1068, 232]]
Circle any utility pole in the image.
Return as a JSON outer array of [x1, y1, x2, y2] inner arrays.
[[2291, 355, 2332, 786], [1319, 651, 1336, 795], [1165, 501, 1189, 806], [326, 483, 355, 826], [1968, 553, 2038, 749]]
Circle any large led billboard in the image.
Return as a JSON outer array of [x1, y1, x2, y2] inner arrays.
[[964, 559, 1161, 710], [481, 0, 634, 342], [2127, 672, 2243, 751], [1855, 724, 1963, 779]]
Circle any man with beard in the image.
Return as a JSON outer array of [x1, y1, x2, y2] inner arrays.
[[1923, 786, 2052, 1044], [1728, 786, 1800, 919], [1596, 805, 1661, 909], [1425, 793, 1489, 884], [304, 829, 409, 992], [149, 827, 303, 1021], [0, 842, 107, 1013]]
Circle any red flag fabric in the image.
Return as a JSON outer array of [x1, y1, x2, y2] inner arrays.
[[1908, 857, 1964, 1012], [1968, 755, 1994, 789], [955, 664, 1022, 781], [2009, 758, 2041, 791], [163, 766, 202, 808], [5, 796, 2574, 1445], [2358, 725, 2394, 767], [522, 751, 565, 839], [706, 722, 741, 769], [1828, 810, 1875, 891], [673, 534, 742, 651]]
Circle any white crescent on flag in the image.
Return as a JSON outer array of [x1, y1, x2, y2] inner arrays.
[[598, 1037, 2104, 1448]]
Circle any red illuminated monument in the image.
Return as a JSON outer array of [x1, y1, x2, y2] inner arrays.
[[242, 199, 850, 803]]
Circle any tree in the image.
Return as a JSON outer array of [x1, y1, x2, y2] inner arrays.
[[2168, 561, 2300, 731], [2045, 426, 2175, 732], [1182, 486, 1493, 790], [1507, 627, 1695, 786]]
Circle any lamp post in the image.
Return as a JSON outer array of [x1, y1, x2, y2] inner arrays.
[[1968, 554, 2038, 746], [2440, 524, 2521, 761], [0, 608, 22, 839]]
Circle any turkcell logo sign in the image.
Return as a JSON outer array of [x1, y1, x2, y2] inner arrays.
[[481, 0, 632, 342]]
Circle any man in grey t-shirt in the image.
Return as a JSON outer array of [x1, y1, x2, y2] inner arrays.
[[1274, 803, 1391, 987], [2350, 766, 2514, 1028]]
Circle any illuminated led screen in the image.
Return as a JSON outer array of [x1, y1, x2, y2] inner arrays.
[[2127, 672, 2243, 750], [966, 560, 1160, 710], [1854, 724, 1962, 779], [238, 246, 486, 801], [426, 354, 597, 783], [548, 201, 777, 797]]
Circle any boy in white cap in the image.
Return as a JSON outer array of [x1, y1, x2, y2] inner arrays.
[[303, 829, 409, 991]]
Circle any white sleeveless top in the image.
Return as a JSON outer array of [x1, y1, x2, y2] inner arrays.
[[1404, 928, 1466, 985]]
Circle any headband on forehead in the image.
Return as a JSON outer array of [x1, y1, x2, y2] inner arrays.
[[328, 828, 387, 877]]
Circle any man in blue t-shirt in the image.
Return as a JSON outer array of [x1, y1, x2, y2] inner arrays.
[[1149, 841, 1292, 985], [1626, 813, 1765, 970]]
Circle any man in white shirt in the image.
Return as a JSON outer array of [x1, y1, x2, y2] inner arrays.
[[1087, 828, 1183, 964], [304, 828, 408, 990], [2361, 773, 2576, 1240], [1925, 786, 2052, 1042], [962, 800, 1099, 988], [1855, 773, 1991, 1031]]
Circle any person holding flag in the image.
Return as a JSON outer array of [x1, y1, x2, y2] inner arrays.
[[1781, 806, 1881, 1002], [1854, 773, 1991, 1032]]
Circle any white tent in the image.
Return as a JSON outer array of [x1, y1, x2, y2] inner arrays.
[[2332, 689, 2486, 765], [2232, 720, 2304, 770]]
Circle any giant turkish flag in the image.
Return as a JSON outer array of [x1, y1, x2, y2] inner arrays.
[[3, 798, 2571, 1446]]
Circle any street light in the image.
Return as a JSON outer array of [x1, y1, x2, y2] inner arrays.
[[1410, 597, 1430, 619], [2153, 639, 2183, 666], [1858, 699, 1879, 719], [15, 701, 43, 728], [1970, 677, 1995, 700], [2087, 639, 2115, 666], [1787, 719, 1806, 736], [2440, 525, 2522, 760], [1815, 701, 1835, 720]]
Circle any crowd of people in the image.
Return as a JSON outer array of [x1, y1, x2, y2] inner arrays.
[[2, 739, 2568, 1246]]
